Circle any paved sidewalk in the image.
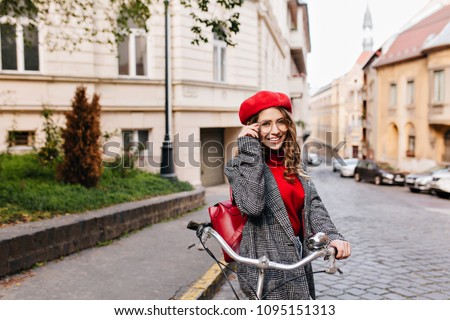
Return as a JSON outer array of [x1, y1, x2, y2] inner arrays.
[[0, 185, 229, 300]]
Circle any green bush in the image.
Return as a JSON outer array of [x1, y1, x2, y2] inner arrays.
[[0, 153, 193, 226]]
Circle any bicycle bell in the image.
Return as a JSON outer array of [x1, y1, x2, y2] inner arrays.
[[306, 232, 329, 251]]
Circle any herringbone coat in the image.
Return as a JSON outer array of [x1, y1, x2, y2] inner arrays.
[[224, 136, 345, 300]]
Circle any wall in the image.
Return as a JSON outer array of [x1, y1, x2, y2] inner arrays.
[[0, 0, 311, 185]]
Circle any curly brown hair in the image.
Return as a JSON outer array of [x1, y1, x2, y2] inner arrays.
[[247, 107, 308, 182]]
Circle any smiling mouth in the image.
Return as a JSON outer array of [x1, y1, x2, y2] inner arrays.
[[268, 136, 283, 143]]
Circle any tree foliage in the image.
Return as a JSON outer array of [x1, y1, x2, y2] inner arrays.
[[59, 86, 102, 188], [0, 0, 243, 51], [38, 106, 62, 165]]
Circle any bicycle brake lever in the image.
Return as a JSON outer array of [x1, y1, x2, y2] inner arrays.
[[325, 265, 338, 274], [195, 226, 210, 251], [324, 247, 339, 274], [325, 262, 343, 275]]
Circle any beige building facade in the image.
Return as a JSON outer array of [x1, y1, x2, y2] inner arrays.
[[309, 52, 371, 159], [0, 0, 311, 186], [361, 50, 380, 161], [372, 5, 450, 172]]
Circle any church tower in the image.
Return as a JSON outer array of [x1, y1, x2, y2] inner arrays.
[[362, 2, 373, 51]]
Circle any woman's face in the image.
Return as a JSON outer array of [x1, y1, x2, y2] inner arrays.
[[256, 107, 288, 150]]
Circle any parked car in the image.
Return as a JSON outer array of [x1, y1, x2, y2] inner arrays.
[[339, 158, 359, 177], [332, 158, 342, 172], [406, 166, 448, 193], [430, 169, 450, 198], [354, 160, 406, 186], [307, 152, 321, 166]]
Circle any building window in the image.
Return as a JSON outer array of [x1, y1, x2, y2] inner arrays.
[[389, 83, 397, 107], [406, 126, 415, 157], [122, 129, 149, 152], [118, 24, 149, 77], [213, 34, 226, 82], [0, 18, 39, 72], [8, 130, 35, 147], [406, 80, 415, 105], [433, 70, 445, 103]]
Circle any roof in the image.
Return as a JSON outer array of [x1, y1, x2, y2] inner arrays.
[[356, 51, 373, 65], [374, 4, 450, 68], [423, 21, 450, 52], [362, 49, 382, 69], [311, 83, 332, 97]]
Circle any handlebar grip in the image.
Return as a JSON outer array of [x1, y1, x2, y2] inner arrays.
[[187, 221, 201, 230], [186, 221, 211, 231]]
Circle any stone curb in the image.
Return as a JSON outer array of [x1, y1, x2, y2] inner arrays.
[[178, 260, 232, 300], [0, 187, 205, 278]]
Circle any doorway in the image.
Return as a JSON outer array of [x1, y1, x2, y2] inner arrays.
[[200, 128, 225, 186]]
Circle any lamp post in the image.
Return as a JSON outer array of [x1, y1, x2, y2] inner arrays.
[[160, 0, 177, 180]]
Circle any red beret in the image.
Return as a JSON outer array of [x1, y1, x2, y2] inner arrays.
[[239, 91, 292, 124]]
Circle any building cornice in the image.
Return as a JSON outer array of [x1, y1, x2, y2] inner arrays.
[[0, 105, 166, 112], [172, 80, 257, 91], [0, 73, 165, 85], [0, 74, 258, 92], [422, 44, 450, 55], [373, 55, 424, 69], [172, 106, 238, 112]]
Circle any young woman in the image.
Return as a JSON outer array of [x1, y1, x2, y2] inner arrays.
[[224, 91, 351, 300]]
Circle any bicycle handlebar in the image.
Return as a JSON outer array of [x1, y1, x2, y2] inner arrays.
[[188, 221, 338, 274]]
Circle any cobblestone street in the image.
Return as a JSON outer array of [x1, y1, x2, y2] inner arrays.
[[213, 165, 450, 300]]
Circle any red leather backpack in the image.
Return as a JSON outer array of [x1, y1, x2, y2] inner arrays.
[[208, 191, 248, 262]]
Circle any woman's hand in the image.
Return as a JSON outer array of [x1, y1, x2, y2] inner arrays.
[[329, 240, 351, 260], [238, 123, 260, 139]]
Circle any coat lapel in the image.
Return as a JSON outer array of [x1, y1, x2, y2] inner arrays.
[[298, 175, 311, 241]]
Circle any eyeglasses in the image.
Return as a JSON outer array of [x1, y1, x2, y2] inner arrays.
[[257, 118, 291, 133]]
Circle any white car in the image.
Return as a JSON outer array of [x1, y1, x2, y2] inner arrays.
[[338, 158, 359, 177], [430, 169, 450, 199], [406, 166, 448, 193], [332, 158, 342, 172]]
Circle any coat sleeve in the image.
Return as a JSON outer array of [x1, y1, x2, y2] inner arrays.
[[308, 179, 345, 242], [224, 136, 265, 217]]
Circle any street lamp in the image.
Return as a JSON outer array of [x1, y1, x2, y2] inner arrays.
[[160, 0, 177, 180]]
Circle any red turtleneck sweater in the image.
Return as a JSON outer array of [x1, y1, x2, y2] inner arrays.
[[265, 152, 305, 237]]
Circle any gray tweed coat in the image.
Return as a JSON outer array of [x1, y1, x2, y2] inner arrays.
[[224, 136, 345, 300]]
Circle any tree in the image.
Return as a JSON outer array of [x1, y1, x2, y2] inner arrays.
[[59, 86, 102, 188], [0, 0, 243, 51]]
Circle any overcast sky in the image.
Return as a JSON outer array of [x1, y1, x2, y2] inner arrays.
[[307, 0, 432, 92]]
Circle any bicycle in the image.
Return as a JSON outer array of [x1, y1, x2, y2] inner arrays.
[[187, 221, 343, 300]]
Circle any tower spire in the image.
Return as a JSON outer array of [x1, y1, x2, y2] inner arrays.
[[362, 2, 373, 51]]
